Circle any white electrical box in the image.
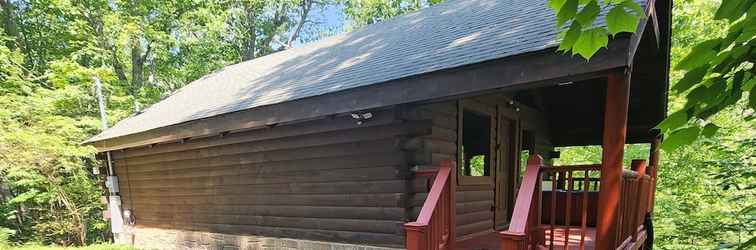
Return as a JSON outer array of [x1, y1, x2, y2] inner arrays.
[[109, 195, 124, 233], [106, 176, 119, 193]]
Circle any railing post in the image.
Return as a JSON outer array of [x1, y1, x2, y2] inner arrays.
[[449, 161, 457, 250], [500, 154, 544, 250], [404, 160, 455, 250], [405, 224, 427, 250], [648, 137, 661, 214], [500, 232, 527, 250], [597, 71, 631, 250]]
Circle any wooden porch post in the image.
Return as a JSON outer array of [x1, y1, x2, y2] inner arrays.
[[648, 137, 661, 214], [596, 70, 631, 250]]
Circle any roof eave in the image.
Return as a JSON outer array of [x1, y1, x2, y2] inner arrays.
[[86, 38, 634, 152]]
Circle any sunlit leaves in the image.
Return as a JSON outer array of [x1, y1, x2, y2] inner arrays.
[[661, 126, 701, 152], [549, 0, 567, 11], [573, 27, 608, 58], [606, 5, 638, 34], [714, 0, 753, 21], [558, 22, 583, 51], [656, 110, 689, 133], [674, 65, 710, 93], [656, 0, 755, 153], [701, 123, 720, 138], [550, 0, 644, 60], [676, 39, 722, 71], [575, 0, 600, 26], [556, 0, 579, 27]]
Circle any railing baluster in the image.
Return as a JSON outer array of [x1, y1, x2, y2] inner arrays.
[[580, 170, 588, 250], [550, 172, 557, 250], [564, 171, 573, 249]]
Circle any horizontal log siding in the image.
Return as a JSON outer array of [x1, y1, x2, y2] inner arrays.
[[401, 101, 495, 240], [112, 108, 429, 247]]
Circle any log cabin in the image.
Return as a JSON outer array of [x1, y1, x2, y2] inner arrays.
[[85, 0, 671, 249]]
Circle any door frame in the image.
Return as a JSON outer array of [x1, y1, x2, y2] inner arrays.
[[494, 104, 521, 228]]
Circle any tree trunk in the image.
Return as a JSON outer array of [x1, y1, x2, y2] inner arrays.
[[129, 37, 150, 111], [241, 2, 258, 61], [0, 0, 19, 50], [286, 0, 313, 48]]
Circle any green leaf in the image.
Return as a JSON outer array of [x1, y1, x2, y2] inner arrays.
[[557, 0, 579, 27], [606, 5, 639, 35], [715, 0, 751, 21], [549, 0, 568, 11], [661, 126, 701, 152], [701, 123, 720, 138], [575, 0, 600, 26], [735, 19, 756, 42], [559, 22, 582, 52], [737, 236, 756, 250], [750, 86, 756, 110], [717, 77, 744, 109], [621, 0, 645, 16], [673, 65, 710, 93], [656, 110, 689, 133], [712, 46, 750, 73], [572, 27, 608, 59], [675, 39, 722, 71]]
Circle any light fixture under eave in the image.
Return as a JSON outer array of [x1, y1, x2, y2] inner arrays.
[[557, 81, 574, 86], [351, 111, 373, 125]]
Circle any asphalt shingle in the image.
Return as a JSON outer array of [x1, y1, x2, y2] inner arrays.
[[88, 0, 644, 143]]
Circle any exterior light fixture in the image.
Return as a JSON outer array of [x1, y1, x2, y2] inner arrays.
[[351, 112, 373, 125]]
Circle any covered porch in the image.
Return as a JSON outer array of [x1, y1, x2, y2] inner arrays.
[[401, 0, 669, 246], [404, 69, 662, 249]]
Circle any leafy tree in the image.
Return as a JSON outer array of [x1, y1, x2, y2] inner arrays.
[[553, 0, 756, 248], [341, 0, 443, 28], [549, 0, 755, 152]]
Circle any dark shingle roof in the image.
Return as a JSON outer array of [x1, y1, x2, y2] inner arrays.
[[88, 0, 642, 143]]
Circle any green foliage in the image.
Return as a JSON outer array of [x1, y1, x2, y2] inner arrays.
[[0, 227, 14, 248], [550, 0, 755, 153], [659, 0, 755, 152], [341, 0, 443, 28], [549, 0, 644, 58], [0, 0, 348, 247], [1, 243, 136, 250], [556, 1, 756, 248]]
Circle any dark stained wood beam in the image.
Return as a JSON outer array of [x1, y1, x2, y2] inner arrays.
[[90, 38, 633, 152], [596, 70, 631, 249]]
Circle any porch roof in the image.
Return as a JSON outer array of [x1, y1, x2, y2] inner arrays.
[[86, 0, 666, 151]]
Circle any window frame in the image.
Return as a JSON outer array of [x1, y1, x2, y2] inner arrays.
[[457, 100, 496, 186]]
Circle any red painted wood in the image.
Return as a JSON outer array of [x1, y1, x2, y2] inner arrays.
[[550, 173, 557, 249], [648, 138, 661, 214], [500, 154, 544, 249], [596, 72, 631, 250], [404, 160, 456, 250], [581, 170, 590, 250], [565, 171, 573, 248]]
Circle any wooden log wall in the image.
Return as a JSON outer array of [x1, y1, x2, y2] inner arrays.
[[111, 108, 430, 247]]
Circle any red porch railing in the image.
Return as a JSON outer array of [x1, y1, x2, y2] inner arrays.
[[500, 155, 656, 250], [405, 160, 456, 250], [616, 160, 653, 248]]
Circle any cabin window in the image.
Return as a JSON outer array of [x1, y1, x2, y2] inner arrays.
[[461, 109, 492, 177]]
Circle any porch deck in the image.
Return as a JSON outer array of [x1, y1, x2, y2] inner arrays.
[[457, 228, 597, 250]]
